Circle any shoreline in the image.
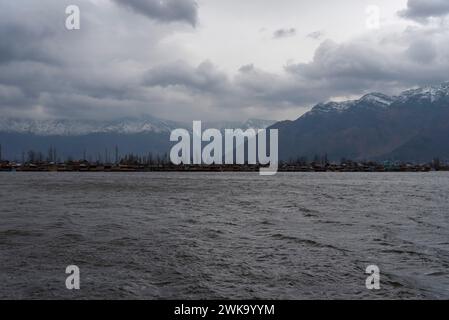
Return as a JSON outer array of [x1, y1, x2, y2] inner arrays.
[[0, 165, 443, 173], [1, 160, 446, 173]]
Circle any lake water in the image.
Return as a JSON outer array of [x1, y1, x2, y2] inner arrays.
[[0, 172, 448, 299]]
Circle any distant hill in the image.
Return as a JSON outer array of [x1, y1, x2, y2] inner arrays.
[[0, 116, 275, 161], [271, 82, 449, 162], [0, 115, 179, 136]]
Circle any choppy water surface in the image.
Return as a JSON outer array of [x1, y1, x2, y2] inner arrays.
[[0, 172, 448, 299]]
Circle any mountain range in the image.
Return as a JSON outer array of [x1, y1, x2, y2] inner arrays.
[[0, 116, 275, 136], [1, 82, 448, 162], [0, 117, 275, 161], [271, 82, 449, 162]]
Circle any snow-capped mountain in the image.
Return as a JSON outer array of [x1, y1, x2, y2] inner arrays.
[[306, 83, 449, 117], [0, 116, 180, 136], [307, 93, 395, 116], [98, 117, 180, 135], [0, 116, 275, 136], [397, 82, 449, 104], [358, 92, 395, 106], [308, 100, 356, 114], [271, 82, 449, 162], [0, 116, 276, 160]]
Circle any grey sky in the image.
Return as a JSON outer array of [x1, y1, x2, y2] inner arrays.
[[0, 0, 448, 122]]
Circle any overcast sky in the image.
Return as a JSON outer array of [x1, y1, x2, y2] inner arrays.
[[1, 0, 449, 121]]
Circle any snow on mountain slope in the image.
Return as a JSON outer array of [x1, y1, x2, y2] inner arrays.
[[0, 117, 179, 136], [0, 117, 275, 136], [397, 82, 449, 104], [242, 119, 276, 129], [305, 83, 448, 117], [359, 93, 395, 106]]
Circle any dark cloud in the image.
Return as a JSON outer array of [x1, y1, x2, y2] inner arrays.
[[405, 39, 437, 63], [0, 24, 54, 65], [113, 0, 198, 26], [1, 0, 449, 123], [284, 30, 449, 98], [288, 39, 398, 82], [0, 1, 65, 67], [273, 28, 296, 39], [307, 30, 324, 40], [399, 0, 449, 22], [235, 66, 327, 106], [238, 64, 255, 73], [0, 1, 195, 120], [144, 61, 228, 93]]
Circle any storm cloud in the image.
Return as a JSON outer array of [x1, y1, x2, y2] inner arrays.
[[285, 28, 449, 97], [1, 0, 449, 122], [399, 0, 449, 22], [112, 0, 198, 26], [143, 61, 228, 93]]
